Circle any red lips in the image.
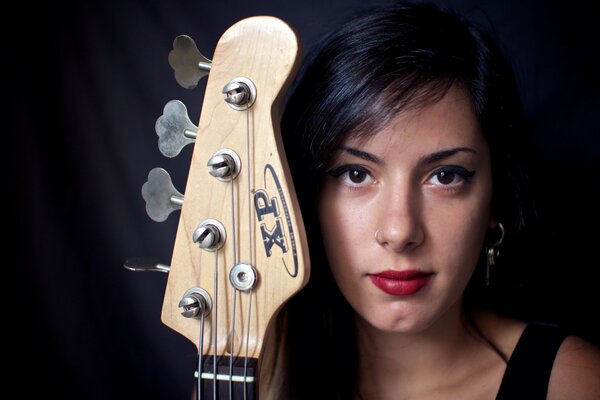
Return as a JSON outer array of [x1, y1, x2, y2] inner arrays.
[[369, 270, 433, 296]]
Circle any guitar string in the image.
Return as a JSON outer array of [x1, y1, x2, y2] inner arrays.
[[229, 288, 238, 399], [244, 289, 253, 400], [197, 307, 206, 400], [228, 142, 241, 399], [246, 102, 255, 308], [213, 249, 219, 399], [244, 105, 255, 399]]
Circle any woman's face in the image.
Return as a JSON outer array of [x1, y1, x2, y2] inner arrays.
[[318, 85, 494, 334]]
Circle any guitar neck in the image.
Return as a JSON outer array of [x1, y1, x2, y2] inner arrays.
[[197, 356, 257, 399]]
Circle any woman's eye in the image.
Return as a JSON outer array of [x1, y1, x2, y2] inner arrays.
[[346, 169, 368, 184], [327, 165, 374, 187], [428, 166, 475, 187]]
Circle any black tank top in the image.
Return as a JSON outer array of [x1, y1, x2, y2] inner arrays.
[[496, 322, 568, 399]]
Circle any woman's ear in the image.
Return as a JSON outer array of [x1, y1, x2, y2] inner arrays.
[[488, 218, 499, 229]]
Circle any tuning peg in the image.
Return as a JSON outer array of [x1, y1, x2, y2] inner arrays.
[[123, 257, 170, 273], [141, 167, 184, 222], [155, 100, 197, 158], [168, 35, 212, 89], [179, 288, 212, 318]]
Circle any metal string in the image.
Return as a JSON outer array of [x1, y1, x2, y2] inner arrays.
[[244, 105, 255, 399], [212, 250, 219, 399], [228, 169, 240, 399], [197, 310, 205, 400]]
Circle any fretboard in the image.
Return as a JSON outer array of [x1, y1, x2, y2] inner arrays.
[[196, 356, 258, 399]]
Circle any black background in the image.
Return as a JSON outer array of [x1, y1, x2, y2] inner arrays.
[[14, 0, 599, 398]]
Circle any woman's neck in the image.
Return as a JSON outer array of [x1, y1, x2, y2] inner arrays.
[[357, 300, 468, 369], [355, 302, 503, 399]]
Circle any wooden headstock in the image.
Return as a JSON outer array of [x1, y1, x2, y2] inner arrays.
[[156, 16, 308, 395]]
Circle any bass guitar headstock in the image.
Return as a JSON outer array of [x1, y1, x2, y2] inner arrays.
[[126, 16, 308, 399]]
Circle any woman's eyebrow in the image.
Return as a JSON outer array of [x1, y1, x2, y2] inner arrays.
[[336, 146, 476, 165], [338, 146, 383, 164], [418, 147, 477, 165]]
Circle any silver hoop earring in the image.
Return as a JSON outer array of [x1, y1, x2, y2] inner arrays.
[[486, 222, 505, 287]]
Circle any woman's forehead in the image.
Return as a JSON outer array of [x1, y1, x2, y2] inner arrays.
[[342, 85, 482, 149]]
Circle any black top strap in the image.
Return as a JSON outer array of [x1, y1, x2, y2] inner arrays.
[[496, 322, 568, 399]]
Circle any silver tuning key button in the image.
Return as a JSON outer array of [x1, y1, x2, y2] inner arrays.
[[141, 168, 184, 222], [179, 288, 212, 319], [192, 219, 226, 251], [168, 35, 212, 89], [155, 100, 198, 158], [207, 149, 241, 181], [223, 77, 256, 110]]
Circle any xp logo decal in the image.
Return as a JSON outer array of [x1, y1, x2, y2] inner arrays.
[[253, 164, 299, 277]]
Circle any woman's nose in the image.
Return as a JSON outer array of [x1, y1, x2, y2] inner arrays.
[[374, 187, 424, 253]]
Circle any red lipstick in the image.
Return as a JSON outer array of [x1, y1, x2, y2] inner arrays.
[[369, 270, 433, 296]]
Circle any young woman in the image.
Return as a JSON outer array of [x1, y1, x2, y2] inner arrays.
[[268, 1, 600, 399]]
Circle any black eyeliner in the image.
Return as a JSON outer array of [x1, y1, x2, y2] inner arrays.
[[327, 164, 370, 177], [434, 165, 476, 181]]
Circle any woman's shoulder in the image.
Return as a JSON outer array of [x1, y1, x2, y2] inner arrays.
[[478, 312, 600, 398], [548, 334, 600, 400], [473, 310, 526, 358]]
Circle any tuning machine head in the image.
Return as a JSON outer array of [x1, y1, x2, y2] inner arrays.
[[222, 77, 257, 110], [155, 100, 197, 158], [141, 167, 184, 222], [168, 35, 212, 89]]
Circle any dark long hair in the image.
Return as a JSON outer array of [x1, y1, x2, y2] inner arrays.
[[277, 1, 535, 397]]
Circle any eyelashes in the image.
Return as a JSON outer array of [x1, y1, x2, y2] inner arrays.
[[428, 166, 475, 187], [326, 164, 476, 189], [327, 164, 373, 187]]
